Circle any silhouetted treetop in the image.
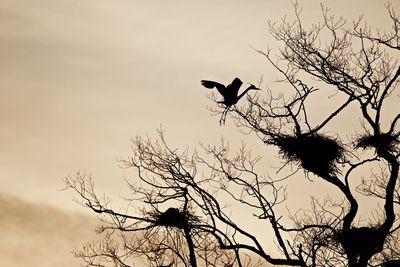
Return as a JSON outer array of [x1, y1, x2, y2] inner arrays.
[[65, 2, 399, 267]]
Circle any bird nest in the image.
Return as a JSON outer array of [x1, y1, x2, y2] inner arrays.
[[269, 133, 345, 177], [356, 132, 399, 155], [335, 227, 384, 256], [150, 208, 198, 229]]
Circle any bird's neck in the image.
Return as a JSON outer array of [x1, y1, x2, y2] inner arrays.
[[237, 87, 254, 100]]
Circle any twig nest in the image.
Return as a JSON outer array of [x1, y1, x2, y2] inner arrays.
[[356, 133, 399, 155], [337, 227, 384, 257], [270, 133, 345, 177], [151, 208, 198, 229], [153, 208, 187, 229]]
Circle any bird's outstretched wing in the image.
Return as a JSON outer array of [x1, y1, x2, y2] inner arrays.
[[227, 77, 243, 96], [201, 80, 226, 95]]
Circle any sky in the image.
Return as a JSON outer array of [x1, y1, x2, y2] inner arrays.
[[0, 0, 399, 266]]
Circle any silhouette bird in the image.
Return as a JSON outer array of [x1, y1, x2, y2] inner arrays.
[[201, 77, 260, 124]]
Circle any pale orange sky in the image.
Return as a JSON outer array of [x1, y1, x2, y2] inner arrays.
[[0, 0, 399, 266]]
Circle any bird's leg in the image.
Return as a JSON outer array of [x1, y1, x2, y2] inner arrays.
[[219, 106, 230, 125], [219, 112, 225, 125]]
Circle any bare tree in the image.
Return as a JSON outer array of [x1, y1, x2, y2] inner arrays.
[[65, 2, 399, 267]]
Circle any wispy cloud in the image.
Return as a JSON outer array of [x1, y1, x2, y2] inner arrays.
[[0, 193, 97, 267]]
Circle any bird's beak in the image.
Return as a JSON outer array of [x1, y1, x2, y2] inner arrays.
[[248, 83, 260, 90]]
